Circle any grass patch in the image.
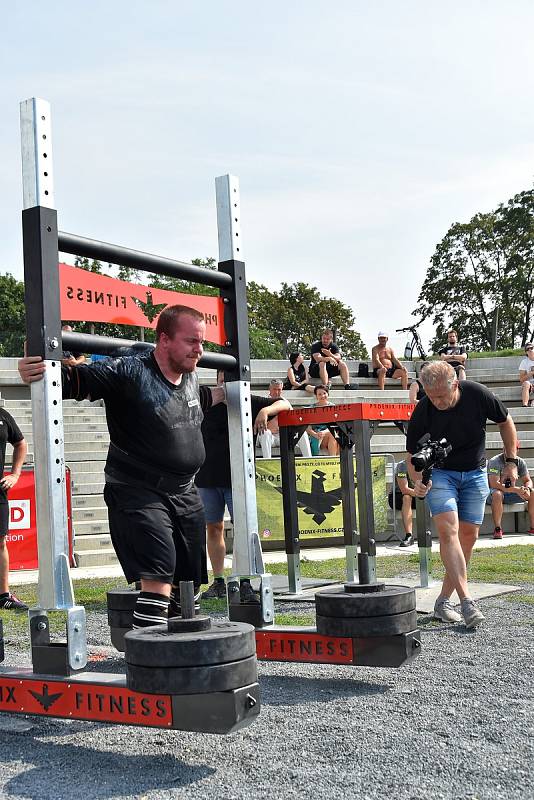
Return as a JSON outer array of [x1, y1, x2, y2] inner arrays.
[[503, 593, 534, 605], [1, 545, 531, 639], [275, 612, 315, 627]]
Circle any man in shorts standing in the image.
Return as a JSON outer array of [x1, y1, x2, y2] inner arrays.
[[371, 332, 408, 390], [309, 329, 352, 390], [19, 305, 224, 628], [407, 362, 518, 628], [196, 372, 291, 600], [518, 343, 534, 407], [0, 411, 28, 610]]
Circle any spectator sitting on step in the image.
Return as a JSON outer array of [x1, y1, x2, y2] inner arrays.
[[371, 332, 408, 390], [438, 329, 467, 380], [409, 361, 430, 404], [518, 343, 534, 407], [309, 329, 353, 390], [487, 443, 534, 539], [388, 459, 416, 547], [307, 385, 339, 456], [61, 324, 86, 367], [258, 379, 312, 458], [284, 352, 314, 394]]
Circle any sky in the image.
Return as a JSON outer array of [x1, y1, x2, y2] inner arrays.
[[2, 1, 534, 356]]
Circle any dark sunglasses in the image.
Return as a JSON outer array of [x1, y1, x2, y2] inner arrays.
[[526, 347, 533, 352]]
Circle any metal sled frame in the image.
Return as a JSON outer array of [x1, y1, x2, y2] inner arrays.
[[0, 96, 263, 732]]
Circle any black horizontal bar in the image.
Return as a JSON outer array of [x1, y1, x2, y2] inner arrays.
[[62, 331, 236, 370], [58, 231, 233, 290]]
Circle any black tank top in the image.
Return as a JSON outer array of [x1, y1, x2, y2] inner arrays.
[[284, 363, 305, 389]]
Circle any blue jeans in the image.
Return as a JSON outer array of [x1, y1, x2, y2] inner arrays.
[[426, 467, 489, 525], [198, 487, 233, 524]]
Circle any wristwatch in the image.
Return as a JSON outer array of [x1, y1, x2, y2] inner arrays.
[[505, 457, 519, 466]]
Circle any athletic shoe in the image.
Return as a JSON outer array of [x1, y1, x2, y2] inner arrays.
[[239, 581, 260, 605], [527, 528, 534, 536], [201, 580, 226, 600], [433, 597, 462, 624], [461, 598, 485, 629], [493, 526, 503, 540], [399, 535, 414, 547], [0, 593, 29, 611], [345, 383, 359, 390]]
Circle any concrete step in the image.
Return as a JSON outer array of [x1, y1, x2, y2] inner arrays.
[[74, 549, 119, 568], [72, 505, 108, 522], [22, 432, 110, 445], [72, 494, 107, 509], [74, 519, 110, 535], [66, 460, 107, 473], [74, 533, 113, 552], [64, 443, 108, 454], [72, 481, 105, 495], [19, 423, 109, 435]]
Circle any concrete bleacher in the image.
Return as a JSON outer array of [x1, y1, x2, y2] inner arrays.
[[1, 353, 532, 567]]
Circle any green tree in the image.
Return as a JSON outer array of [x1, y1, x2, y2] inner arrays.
[[247, 281, 368, 358], [416, 188, 534, 351], [0, 274, 26, 356]]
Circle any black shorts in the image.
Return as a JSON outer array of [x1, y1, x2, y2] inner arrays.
[[103, 483, 208, 586], [0, 502, 8, 537], [388, 492, 416, 511], [373, 366, 397, 379], [309, 362, 340, 379]]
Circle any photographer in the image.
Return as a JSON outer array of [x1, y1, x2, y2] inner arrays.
[[487, 445, 534, 539], [406, 362, 518, 628]]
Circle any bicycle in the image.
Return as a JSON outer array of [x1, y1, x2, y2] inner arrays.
[[396, 324, 427, 361]]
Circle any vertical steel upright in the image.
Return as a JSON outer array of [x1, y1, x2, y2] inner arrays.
[[20, 98, 87, 671], [215, 176, 274, 624]]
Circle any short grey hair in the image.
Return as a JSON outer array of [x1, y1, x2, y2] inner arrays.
[[270, 378, 284, 387], [420, 361, 456, 389]]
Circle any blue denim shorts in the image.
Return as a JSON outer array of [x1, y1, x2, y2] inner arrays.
[[426, 467, 489, 525], [486, 490, 521, 506], [198, 486, 233, 524]]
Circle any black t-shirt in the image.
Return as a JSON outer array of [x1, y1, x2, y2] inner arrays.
[[406, 381, 508, 471], [0, 409, 24, 503], [438, 344, 466, 368], [309, 340, 339, 370], [196, 396, 277, 488], [63, 352, 212, 482], [284, 363, 306, 389]]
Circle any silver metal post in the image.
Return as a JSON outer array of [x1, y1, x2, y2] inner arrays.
[[215, 175, 273, 625], [20, 98, 86, 669]]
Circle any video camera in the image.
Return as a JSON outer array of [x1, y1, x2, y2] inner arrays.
[[411, 434, 452, 473]]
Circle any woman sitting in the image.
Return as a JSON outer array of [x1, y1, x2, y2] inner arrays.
[[307, 385, 340, 456], [283, 352, 314, 393]]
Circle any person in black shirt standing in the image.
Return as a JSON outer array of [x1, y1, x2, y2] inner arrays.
[[438, 329, 467, 380], [406, 361, 518, 628], [196, 372, 290, 601], [19, 305, 224, 628], [0, 411, 28, 610]]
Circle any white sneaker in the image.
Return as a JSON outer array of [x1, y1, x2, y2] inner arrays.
[[461, 598, 485, 629], [433, 597, 462, 623]]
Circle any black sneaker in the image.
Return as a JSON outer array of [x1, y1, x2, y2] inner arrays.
[[399, 535, 414, 547], [239, 581, 260, 605], [345, 383, 359, 390], [201, 580, 226, 600], [0, 592, 29, 610]]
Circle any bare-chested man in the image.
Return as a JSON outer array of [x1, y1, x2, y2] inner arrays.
[[371, 332, 408, 390]]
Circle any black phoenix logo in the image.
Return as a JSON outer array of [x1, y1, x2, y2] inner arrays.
[[29, 683, 63, 711], [276, 469, 342, 524], [131, 291, 168, 323]]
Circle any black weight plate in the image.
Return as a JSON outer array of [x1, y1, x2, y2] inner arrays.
[[125, 621, 256, 668], [316, 609, 418, 637], [107, 589, 140, 611], [316, 585, 415, 618], [167, 615, 211, 633], [107, 609, 135, 628], [344, 582, 385, 594], [126, 655, 258, 695]]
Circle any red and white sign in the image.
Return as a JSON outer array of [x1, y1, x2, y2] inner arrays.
[[59, 263, 227, 345], [3, 468, 74, 571]]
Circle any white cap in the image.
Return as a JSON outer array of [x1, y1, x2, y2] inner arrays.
[[377, 331, 388, 337]]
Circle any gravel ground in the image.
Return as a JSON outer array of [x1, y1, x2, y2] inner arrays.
[[0, 587, 533, 800]]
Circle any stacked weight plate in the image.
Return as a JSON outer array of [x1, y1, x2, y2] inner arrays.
[[316, 583, 417, 638], [107, 588, 140, 652]]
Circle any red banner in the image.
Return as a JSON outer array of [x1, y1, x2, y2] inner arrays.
[[4, 468, 74, 571], [59, 263, 226, 345]]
